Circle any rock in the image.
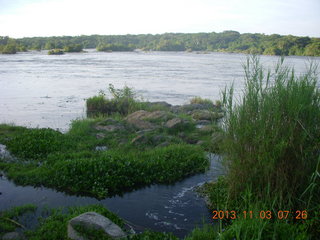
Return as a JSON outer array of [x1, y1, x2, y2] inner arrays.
[[156, 141, 170, 147], [96, 133, 106, 139], [165, 118, 183, 128], [95, 146, 108, 151], [2, 232, 24, 240], [95, 124, 124, 132], [196, 120, 211, 125], [0, 144, 14, 161], [196, 140, 205, 145], [95, 119, 125, 132], [192, 110, 212, 120], [131, 135, 147, 145], [68, 212, 126, 240], [143, 111, 167, 121], [146, 101, 172, 109], [125, 110, 149, 122], [151, 135, 166, 145], [178, 103, 215, 113], [199, 125, 213, 132], [125, 110, 157, 130], [127, 119, 156, 130]]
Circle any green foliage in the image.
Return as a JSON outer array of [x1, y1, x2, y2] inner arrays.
[[2, 141, 208, 198], [184, 224, 218, 240], [63, 44, 83, 52], [222, 56, 320, 205], [0, 204, 37, 236], [190, 97, 213, 105], [3, 32, 319, 56], [0, 44, 17, 54], [6, 128, 65, 160], [25, 205, 124, 240], [87, 84, 144, 116], [97, 43, 135, 52]]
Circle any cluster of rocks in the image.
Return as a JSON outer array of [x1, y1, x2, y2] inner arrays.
[[93, 102, 224, 149]]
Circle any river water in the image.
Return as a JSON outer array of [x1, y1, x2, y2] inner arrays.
[[0, 50, 318, 131], [0, 51, 319, 237], [0, 152, 224, 238]]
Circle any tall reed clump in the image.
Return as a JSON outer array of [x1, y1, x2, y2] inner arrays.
[[221, 56, 320, 210]]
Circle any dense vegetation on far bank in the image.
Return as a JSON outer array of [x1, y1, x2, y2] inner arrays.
[[1, 31, 320, 56]]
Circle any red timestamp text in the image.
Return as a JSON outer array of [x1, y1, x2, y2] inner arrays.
[[212, 210, 307, 220]]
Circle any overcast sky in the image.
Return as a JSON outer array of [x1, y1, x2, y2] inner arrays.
[[0, 0, 319, 38]]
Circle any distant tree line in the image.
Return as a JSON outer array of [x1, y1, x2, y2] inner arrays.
[[1, 31, 319, 56]]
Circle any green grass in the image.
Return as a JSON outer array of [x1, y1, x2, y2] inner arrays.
[[221, 56, 320, 205], [0, 204, 37, 237], [25, 205, 124, 240]]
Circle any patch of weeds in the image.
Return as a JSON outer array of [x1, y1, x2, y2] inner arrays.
[[0, 204, 37, 236], [189, 97, 214, 105], [6, 128, 65, 160], [128, 230, 178, 240], [25, 205, 124, 240], [184, 224, 218, 240]]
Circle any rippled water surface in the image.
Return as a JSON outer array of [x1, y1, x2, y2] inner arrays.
[[1, 50, 318, 131]]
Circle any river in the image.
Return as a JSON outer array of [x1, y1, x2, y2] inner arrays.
[[0, 50, 319, 237], [0, 50, 318, 131]]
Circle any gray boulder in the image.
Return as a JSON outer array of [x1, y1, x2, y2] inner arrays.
[[165, 118, 183, 128], [68, 212, 126, 240], [2, 232, 24, 240]]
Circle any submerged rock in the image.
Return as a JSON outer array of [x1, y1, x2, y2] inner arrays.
[[68, 212, 126, 240]]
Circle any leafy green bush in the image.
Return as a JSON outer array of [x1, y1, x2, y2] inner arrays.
[[86, 84, 144, 116], [6, 128, 65, 160]]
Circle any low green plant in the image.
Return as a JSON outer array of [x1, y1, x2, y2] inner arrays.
[[86, 84, 144, 116], [184, 224, 218, 240], [6, 128, 65, 160], [190, 97, 213, 105], [25, 205, 124, 240], [0, 204, 37, 236], [2, 144, 208, 198]]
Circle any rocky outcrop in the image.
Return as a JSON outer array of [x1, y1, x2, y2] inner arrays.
[[68, 212, 126, 240], [165, 118, 183, 128]]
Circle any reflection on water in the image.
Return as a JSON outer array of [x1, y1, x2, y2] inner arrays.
[[0, 154, 224, 238]]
